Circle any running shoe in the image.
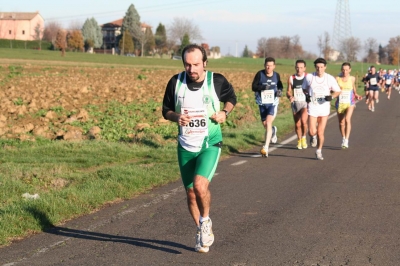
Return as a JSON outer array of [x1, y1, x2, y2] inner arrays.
[[195, 227, 209, 253], [315, 150, 324, 160], [342, 139, 349, 149], [371, 107, 375, 112], [200, 218, 214, 247], [260, 146, 268, 157], [376, 99, 379, 103], [301, 137, 308, 149], [271, 126, 278, 144], [297, 139, 302, 150], [388, 95, 390, 99], [341, 138, 345, 148], [310, 136, 317, 147]]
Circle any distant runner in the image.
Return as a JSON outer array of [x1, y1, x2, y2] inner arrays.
[[382, 70, 394, 99], [335, 62, 362, 149], [365, 66, 381, 112], [286, 59, 308, 149], [252, 57, 283, 157]]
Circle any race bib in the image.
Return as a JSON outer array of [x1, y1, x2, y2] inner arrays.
[[312, 93, 325, 104], [370, 78, 377, 86], [339, 91, 351, 104], [294, 88, 305, 102], [181, 108, 208, 136], [386, 79, 391, 85], [261, 90, 274, 104]]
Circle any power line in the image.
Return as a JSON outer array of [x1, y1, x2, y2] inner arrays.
[[46, 0, 230, 21]]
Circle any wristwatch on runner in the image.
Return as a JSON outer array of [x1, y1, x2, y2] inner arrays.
[[222, 109, 229, 117]]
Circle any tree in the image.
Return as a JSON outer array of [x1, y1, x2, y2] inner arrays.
[[33, 22, 43, 50], [168, 17, 203, 46], [256, 37, 268, 58], [364, 38, 378, 63], [118, 30, 134, 55], [378, 44, 387, 64], [339, 37, 361, 62], [242, 45, 250, 57], [121, 4, 141, 53], [144, 27, 156, 56], [178, 33, 191, 55], [317, 32, 332, 59], [386, 36, 400, 65], [81, 17, 103, 50], [55, 30, 67, 56], [43, 21, 62, 49], [155, 23, 167, 54], [67, 30, 84, 52]]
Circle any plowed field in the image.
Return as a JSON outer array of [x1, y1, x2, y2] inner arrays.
[[0, 62, 290, 141]]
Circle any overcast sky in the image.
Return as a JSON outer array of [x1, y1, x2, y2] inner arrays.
[[1, 0, 397, 57]]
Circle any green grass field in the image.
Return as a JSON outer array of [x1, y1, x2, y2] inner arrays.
[[0, 48, 390, 246]]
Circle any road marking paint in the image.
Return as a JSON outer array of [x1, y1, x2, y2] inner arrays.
[[231, 160, 247, 166]]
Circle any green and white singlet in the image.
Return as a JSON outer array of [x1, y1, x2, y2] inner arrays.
[[175, 71, 222, 152]]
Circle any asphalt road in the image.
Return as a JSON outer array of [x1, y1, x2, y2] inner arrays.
[[2, 91, 400, 266]]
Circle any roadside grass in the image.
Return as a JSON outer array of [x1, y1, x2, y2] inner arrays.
[[0, 49, 379, 246]]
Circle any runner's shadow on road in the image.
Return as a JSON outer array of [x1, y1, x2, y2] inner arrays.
[[47, 227, 192, 254], [25, 205, 193, 254]]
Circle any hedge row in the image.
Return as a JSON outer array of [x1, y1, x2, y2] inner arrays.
[[0, 39, 53, 50]]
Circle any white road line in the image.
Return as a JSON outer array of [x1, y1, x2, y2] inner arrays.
[[231, 160, 247, 166]]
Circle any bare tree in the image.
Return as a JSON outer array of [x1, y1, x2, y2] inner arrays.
[[363, 38, 378, 63], [280, 36, 292, 58], [131, 25, 152, 57], [317, 32, 332, 59], [33, 22, 43, 50], [68, 20, 83, 31], [168, 17, 203, 46], [339, 37, 361, 62], [256, 37, 268, 58], [291, 35, 303, 59], [43, 21, 62, 48]]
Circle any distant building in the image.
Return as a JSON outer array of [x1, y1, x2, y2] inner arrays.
[[0, 12, 44, 41], [101, 18, 151, 50]]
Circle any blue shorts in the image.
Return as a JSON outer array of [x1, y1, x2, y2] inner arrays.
[[385, 84, 391, 89], [368, 86, 379, 92], [258, 104, 278, 121]]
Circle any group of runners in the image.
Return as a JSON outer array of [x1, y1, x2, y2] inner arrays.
[[161, 43, 394, 253], [253, 57, 362, 161]]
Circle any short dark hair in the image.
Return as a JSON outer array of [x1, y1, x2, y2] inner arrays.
[[264, 57, 275, 65], [313, 57, 327, 66], [341, 62, 351, 68], [181, 44, 208, 64], [295, 59, 306, 67]]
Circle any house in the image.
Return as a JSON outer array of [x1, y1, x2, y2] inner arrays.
[[0, 12, 44, 41], [101, 18, 151, 50]]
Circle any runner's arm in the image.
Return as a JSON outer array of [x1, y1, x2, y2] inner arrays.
[[162, 75, 191, 126], [286, 76, 294, 102], [251, 71, 264, 91]]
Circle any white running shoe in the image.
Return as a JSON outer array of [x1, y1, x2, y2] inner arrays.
[[341, 138, 345, 148], [376, 99, 379, 103], [315, 150, 324, 160], [371, 107, 375, 112], [200, 218, 214, 247], [195, 227, 209, 253], [343, 139, 349, 149], [260, 146, 268, 157], [310, 136, 317, 147], [271, 126, 277, 144]]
